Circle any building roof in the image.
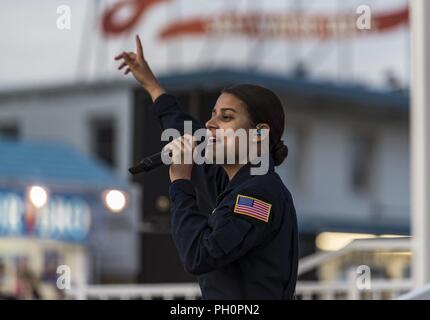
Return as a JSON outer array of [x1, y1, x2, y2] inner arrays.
[[0, 139, 127, 190], [0, 68, 409, 112], [158, 68, 409, 111]]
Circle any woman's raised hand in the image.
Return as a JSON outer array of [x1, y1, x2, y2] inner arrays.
[[114, 34, 165, 102]]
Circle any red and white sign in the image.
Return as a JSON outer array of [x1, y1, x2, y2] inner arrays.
[[102, 0, 408, 40]]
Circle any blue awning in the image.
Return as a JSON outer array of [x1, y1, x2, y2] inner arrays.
[[0, 139, 127, 189]]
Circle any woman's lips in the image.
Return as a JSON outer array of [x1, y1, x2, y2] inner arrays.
[[207, 136, 221, 145]]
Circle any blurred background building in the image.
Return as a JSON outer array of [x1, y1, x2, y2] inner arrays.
[[0, 0, 418, 299]]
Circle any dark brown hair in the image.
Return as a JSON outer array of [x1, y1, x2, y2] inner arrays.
[[221, 84, 288, 166]]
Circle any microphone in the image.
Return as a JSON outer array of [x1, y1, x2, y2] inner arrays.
[[128, 150, 171, 175]]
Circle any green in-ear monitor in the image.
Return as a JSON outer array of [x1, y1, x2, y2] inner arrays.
[[256, 128, 262, 136]]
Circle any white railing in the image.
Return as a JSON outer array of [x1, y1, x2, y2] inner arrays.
[[65, 237, 414, 300], [295, 279, 413, 300], [298, 237, 411, 276], [65, 280, 413, 300], [296, 237, 413, 299], [397, 282, 430, 300], [65, 279, 413, 300], [65, 283, 202, 300]]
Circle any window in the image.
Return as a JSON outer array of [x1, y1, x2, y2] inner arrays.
[[89, 117, 116, 167], [350, 133, 375, 194], [0, 124, 19, 139]]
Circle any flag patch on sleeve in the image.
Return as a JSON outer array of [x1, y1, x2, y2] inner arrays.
[[233, 194, 272, 223]]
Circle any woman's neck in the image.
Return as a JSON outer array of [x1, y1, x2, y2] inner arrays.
[[222, 163, 246, 181]]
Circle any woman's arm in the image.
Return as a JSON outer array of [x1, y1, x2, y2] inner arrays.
[[115, 35, 228, 202], [115, 34, 207, 134], [152, 93, 204, 136], [115, 35, 203, 132], [168, 179, 285, 275]]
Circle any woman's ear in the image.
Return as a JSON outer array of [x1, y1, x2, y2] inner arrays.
[[253, 123, 270, 142]]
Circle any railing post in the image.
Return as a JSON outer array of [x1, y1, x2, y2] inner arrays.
[[410, 0, 430, 288], [347, 268, 359, 300]]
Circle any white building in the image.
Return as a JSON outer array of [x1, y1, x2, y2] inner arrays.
[[0, 79, 141, 289], [0, 68, 410, 284]]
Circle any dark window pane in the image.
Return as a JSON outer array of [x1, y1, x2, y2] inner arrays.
[[0, 124, 19, 139], [90, 118, 116, 167], [351, 134, 374, 193]]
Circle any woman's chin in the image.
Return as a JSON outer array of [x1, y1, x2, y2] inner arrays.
[[204, 144, 224, 164], [204, 143, 245, 165], [204, 146, 217, 163]]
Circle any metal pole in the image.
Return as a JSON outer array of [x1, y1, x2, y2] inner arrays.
[[410, 0, 430, 288]]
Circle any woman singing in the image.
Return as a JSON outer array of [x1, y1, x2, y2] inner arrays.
[[115, 35, 298, 300]]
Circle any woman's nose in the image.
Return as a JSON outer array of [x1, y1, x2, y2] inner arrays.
[[205, 117, 218, 130]]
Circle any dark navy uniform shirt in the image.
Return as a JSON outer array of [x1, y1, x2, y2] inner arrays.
[[152, 93, 299, 300]]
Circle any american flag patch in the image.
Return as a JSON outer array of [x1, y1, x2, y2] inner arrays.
[[233, 194, 272, 223]]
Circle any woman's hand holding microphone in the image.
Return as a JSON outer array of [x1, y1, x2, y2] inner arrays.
[[115, 35, 197, 181], [163, 134, 197, 182]]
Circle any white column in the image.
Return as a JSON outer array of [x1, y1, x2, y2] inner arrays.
[[73, 246, 89, 300], [410, 0, 430, 288]]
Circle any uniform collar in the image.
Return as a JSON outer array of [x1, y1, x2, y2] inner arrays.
[[216, 155, 275, 203]]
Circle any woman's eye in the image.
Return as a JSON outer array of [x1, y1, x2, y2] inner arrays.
[[222, 115, 233, 121]]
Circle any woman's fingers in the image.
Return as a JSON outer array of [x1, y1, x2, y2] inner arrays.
[[116, 52, 138, 76], [180, 135, 195, 164], [114, 53, 123, 60], [114, 38, 141, 73], [170, 139, 183, 164], [113, 38, 148, 80], [183, 134, 196, 147], [116, 52, 134, 65], [122, 52, 131, 62], [136, 34, 144, 59], [164, 136, 195, 164], [123, 52, 138, 69]]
